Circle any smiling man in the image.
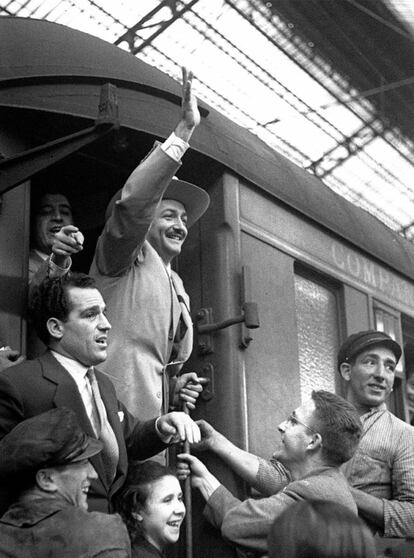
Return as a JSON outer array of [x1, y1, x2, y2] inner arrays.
[[338, 330, 414, 539], [0, 408, 131, 557], [89, 68, 210, 430], [178, 390, 362, 555], [29, 191, 75, 281], [0, 273, 200, 515]]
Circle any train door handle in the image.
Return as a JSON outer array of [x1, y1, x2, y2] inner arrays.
[[196, 302, 260, 355]]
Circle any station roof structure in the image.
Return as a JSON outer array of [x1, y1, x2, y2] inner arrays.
[[1, 0, 414, 239]]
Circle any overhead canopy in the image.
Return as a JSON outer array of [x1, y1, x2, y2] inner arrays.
[[2, 16, 414, 282]]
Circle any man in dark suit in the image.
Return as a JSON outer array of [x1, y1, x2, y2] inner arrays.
[[0, 272, 200, 515]]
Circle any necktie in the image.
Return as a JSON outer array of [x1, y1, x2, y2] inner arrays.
[[86, 368, 119, 483]]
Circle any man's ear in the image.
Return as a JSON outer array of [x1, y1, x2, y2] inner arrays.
[[36, 468, 58, 493], [307, 432, 323, 452], [339, 362, 351, 382], [46, 317, 64, 340]]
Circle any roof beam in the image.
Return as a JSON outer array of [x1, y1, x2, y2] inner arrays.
[[114, 0, 199, 54]]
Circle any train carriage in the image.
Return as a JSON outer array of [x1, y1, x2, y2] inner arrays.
[[1, 16, 414, 558]]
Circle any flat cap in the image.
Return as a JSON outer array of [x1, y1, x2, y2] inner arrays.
[[337, 330, 402, 371], [0, 408, 103, 476]]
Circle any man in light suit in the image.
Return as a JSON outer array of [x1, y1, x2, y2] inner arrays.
[[89, 67, 210, 423], [0, 272, 200, 515]]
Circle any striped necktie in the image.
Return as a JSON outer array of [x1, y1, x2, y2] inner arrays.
[[86, 368, 119, 483]]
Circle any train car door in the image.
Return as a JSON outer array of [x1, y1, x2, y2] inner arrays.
[[0, 125, 30, 355]]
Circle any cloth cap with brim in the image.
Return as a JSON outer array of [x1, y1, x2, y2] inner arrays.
[[0, 408, 103, 476], [105, 177, 210, 228], [337, 330, 402, 371]]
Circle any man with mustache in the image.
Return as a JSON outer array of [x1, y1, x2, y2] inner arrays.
[[89, 67, 210, 428]]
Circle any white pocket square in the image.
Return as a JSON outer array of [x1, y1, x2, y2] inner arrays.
[[118, 411, 124, 422]]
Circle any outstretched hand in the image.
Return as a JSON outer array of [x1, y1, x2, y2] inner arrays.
[[157, 411, 201, 445], [177, 453, 220, 499], [175, 67, 200, 142], [51, 225, 84, 268]]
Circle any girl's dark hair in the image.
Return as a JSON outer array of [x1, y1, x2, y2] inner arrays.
[[114, 460, 178, 543], [267, 500, 376, 558]]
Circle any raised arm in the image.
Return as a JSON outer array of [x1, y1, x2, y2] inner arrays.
[[193, 420, 290, 495], [176, 451, 297, 555], [93, 67, 200, 276]]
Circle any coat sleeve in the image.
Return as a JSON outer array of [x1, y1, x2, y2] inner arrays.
[[250, 457, 291, 496], [0, 370, 26, 440], [94, 145, 181, 276], [118, 400, 167, 460], [204, 483, 304, 554]]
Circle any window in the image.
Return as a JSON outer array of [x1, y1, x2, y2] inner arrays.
[[294, 270, 340, 402]]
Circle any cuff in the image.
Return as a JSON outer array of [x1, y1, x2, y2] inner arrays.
[[48, 256, 72, 277], [161, 132, 189, 162], [155, 417, 174, 444]]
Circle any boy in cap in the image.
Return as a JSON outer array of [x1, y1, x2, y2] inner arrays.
[[0, 408, 131, 557], [338, 330, 414, 539]]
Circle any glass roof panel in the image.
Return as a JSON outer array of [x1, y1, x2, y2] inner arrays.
[[2, 0, 414, 239]]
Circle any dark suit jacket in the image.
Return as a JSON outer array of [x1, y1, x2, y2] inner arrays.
[[0, 351, 166, 514]]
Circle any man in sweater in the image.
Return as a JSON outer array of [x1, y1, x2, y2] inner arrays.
[[178, 390, 362, 555]]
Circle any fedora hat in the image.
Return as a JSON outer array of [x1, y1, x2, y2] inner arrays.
[[163, 177, 210, 228], [105, 177, 210, 228]]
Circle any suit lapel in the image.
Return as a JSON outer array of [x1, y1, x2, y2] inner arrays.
[[170, 273, 192, 333], [40, 352, 108, 486]]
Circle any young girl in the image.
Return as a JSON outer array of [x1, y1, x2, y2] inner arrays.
[[115, 461, 186, 558]]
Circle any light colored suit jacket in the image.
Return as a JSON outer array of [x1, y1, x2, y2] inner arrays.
[[90, 145, 193, 420]]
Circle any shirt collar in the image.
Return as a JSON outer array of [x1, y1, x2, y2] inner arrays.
[[33, 249, 49, 261], [360, 402, 387, 421], [50, 350, 89, 389]]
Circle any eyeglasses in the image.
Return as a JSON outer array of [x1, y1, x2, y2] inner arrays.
[[286, 413, 319, 436]]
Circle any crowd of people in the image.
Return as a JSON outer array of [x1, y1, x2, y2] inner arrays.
[[0, 67, 414, 557]]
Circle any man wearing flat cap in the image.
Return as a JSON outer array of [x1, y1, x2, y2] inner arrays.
[[88, 67, 210, 424], [0, 408, 131, 557], [338, 330, 414, 539]]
